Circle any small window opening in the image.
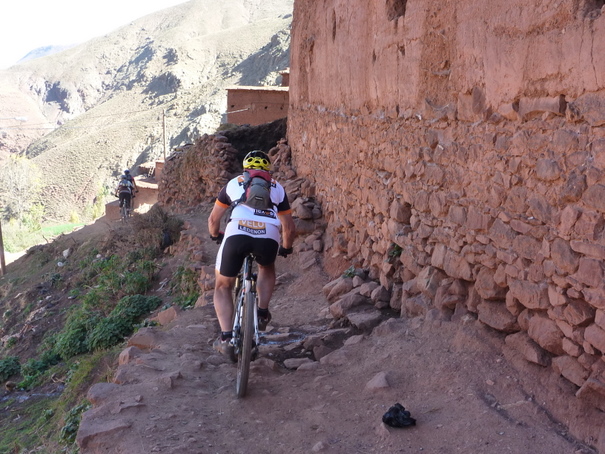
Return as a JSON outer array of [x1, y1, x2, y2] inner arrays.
[[581, 0, 605, 17], [386, 0, 407, 21], [332, 10, 337, 41]]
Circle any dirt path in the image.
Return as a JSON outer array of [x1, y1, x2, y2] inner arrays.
[[76, 215, 597, 454]]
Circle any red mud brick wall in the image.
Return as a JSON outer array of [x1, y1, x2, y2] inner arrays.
[[226, 87, 289, 126], [288, 0, 605, 446]]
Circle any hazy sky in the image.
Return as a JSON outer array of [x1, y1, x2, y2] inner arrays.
[[0, 0, 188, 69]]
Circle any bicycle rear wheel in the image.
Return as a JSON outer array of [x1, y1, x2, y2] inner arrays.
[[236, 289, 255, 398]]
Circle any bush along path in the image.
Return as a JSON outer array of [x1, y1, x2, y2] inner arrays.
[[0, 206, 185, 453], [75, 215, 596, 454]]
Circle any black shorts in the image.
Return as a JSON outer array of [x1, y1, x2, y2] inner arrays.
[[217, 234, 279, 277], [119, 192, 132, 207]]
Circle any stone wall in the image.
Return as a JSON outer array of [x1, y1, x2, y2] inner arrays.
[[157, 137, 239, 212], [157, 119, 289, 212], [288, 0, 605, 447]]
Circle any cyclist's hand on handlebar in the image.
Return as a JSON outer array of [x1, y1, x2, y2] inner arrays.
[[210, 232, 224, 244], [278, 246, 293, 257]]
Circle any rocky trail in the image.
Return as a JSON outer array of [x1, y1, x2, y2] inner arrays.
[[74, 213, 597, 454]]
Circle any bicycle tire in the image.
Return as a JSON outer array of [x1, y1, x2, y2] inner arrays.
[[236, 288, 255, 398]]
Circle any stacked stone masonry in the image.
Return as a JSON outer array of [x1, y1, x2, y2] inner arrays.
[[157, 135, 239, 211], [289, 106, 605, 415], [288, 0, 605, 449]]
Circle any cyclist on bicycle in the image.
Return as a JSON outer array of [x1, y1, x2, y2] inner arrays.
[[115, 175, 134, 209], [123, 169, 139, 202], [208, 150, 296, 357], [123, 169, 139, 192]]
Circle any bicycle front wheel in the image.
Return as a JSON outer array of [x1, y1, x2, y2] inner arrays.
[[236, 289, 255, 398]]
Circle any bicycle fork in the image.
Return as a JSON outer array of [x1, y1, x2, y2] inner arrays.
[[249, 275, 260, 355], [232, 279, 259, 359]]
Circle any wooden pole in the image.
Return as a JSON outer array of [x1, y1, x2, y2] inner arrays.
[[162, 110, 167, 161], [0, 219, 5, 276]]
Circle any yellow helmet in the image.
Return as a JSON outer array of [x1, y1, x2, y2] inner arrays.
[[243, 150, 271, 171]]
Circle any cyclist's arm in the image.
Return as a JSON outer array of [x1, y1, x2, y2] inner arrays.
[[278, 212, 296, 249], [275, 190, 295, 249], [208, 200, 229, 237]]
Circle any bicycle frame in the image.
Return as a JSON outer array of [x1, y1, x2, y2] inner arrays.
[[231, 253, 260, 397], [120, 201, 131, 222], [119, 195, 132, 222]]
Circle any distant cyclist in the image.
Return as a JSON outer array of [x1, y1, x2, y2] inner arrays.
[[123, 169, 139, 194], [208, 150, 296, 357], [115, 175, 134, 209]]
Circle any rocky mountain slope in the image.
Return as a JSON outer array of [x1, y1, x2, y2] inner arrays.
[[0, 0, 293, 221], [17, 45, 76, 66]]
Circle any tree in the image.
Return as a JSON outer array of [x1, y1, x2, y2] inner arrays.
[[0, 155, 42, 223]]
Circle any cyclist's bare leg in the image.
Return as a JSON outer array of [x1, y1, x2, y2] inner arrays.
[[213, 271, 237, 331], [257, 263, 276, 310]]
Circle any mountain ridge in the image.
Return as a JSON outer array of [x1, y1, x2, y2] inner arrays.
[[17, 45, 77, 65], [0, 0, 293, 222]]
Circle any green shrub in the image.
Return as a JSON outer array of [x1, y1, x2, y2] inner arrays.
[[82, 255, 120, 283], [96, 269, 124, 296], [0, 356, 20, 381], [173, 294, 198, 309], [388, 243, 403, 258], [60, 401, 91, 443], [21, 358, 48, 377], [17, 347, 63, 391], [86, 317, 133, 351], [86, 295, 161, 352], [126, 249, 145, 263], [123, 271, 149, 295], [342, 266, 356, 278], [136, 259, 158, 275], [114, 295, 162, 318], [68, 211, 80, 224], [49, 272, 62, 288], [170, 265, 199, 308], [18, 370, 43, 390], [55, 321, 89, 359], [40, 348, 61, 366], [80, 287, 107, 310], [5, 337, 17, 348], [55, 310, 101, 360], [20, 350, 61, 378]]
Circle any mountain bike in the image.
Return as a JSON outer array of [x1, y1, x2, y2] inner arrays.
[[120, 199, 131, 222], [231, 253, 260, 398]]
